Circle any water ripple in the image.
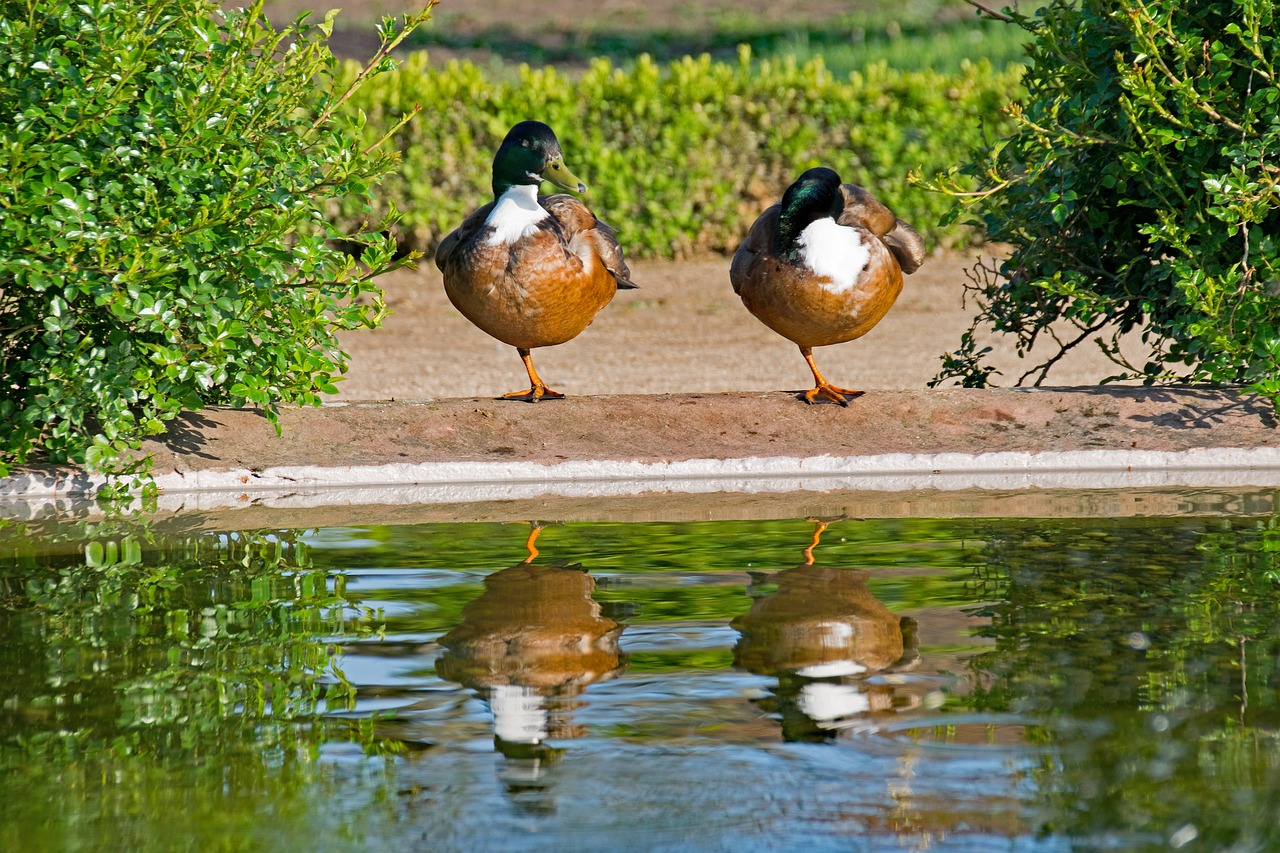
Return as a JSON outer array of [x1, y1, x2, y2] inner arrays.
[[842, 712, 1107, 759]]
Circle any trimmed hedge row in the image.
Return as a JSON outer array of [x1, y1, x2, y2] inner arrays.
[[335, 48, 1023, 258]]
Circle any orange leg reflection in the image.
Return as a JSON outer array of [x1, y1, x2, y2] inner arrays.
[[802, 519, 831, 565], [522, 522, 543, 563]]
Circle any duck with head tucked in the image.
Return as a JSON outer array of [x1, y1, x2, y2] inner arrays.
[[730, 167, 925, 406], [436, 120, 637, 402]]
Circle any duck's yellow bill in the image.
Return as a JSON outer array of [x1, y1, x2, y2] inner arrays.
[[543, 156, 588, 194]]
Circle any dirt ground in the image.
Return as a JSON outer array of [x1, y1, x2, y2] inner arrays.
[[334, 250, 1149, 402], [263, 0, 859, 31]]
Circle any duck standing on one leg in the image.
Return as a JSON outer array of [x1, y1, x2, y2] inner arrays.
[[730, 167, 926, 406], [435, 120, 636, 402]]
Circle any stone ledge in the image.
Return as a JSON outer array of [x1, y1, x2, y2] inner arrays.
[[2, 387, 1277, 521]]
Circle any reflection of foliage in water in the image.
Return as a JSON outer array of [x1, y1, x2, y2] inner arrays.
[[0, 527, 396, 850], [6, 511, 1280, 849], [8, 531, 378, 723], [961, 517, 1280, 849]]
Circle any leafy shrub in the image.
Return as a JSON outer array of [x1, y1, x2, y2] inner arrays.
[[333, 48, 1022, 258], [0, 0, 430, 476], [925, 0, 1280, 396]]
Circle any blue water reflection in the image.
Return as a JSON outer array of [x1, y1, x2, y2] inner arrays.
[[2, 512, 1279, 851]]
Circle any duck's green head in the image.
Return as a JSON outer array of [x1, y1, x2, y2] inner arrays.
[[777, 167, 845, 256], [491, 120, 588, 198]]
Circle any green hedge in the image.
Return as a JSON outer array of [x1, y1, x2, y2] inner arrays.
[[335, 48, 1023, 258]]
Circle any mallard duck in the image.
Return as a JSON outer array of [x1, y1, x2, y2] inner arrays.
[[730, 167, 926, 405], [435, 120, 636, 402]]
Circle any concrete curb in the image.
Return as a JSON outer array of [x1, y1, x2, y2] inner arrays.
[[3, 388, 1276, 520], [7, 446, 1280, 518]]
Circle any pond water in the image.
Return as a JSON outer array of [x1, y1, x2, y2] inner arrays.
[[3, 508, 1280, 851]]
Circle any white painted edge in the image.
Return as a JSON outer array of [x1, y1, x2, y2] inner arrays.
[[4, 447, 1280, 518]]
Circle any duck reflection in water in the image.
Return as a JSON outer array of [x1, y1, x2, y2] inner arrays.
[[732, 519, 920, 742], [436, 523, 626, 776]]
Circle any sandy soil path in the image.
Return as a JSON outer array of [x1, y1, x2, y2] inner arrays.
[[334, 251, 1148, 401]]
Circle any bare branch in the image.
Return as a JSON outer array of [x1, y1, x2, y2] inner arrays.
[[1017, 318, 1111, 386]]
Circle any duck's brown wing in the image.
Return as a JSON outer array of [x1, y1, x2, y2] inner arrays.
[[588, 218, 638, 289], [541, 193, 637, 290], [730, 204, 781, 295], [838, 183, 926, 275], [435, 202, 495, 273], [880, 219, 926, 275]]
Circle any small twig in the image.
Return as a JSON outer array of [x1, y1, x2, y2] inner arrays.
[[1240, 67, 1256, 285], [1017, 318, 1110, 386], [965, 0, 1015, 23], [308, 3, 437, 138], [361, 107, 421, 158], [1095, 332, 1142, 376]]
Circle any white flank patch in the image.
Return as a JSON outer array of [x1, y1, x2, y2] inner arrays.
[[796, 218, 871, 294], [485, 184, 549, 245]]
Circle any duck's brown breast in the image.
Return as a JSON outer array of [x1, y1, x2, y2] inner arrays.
[[737, 237, 904, 349], [442, 230, 618, 349]]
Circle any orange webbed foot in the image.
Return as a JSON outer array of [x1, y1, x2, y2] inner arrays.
[[802, 383, 864, 407], [504, 348, 565, 402], [798, 347, 863, 407], [501, 385, 565, 403]]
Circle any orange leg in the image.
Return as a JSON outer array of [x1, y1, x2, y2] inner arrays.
[[800, 346, 863, 406], [503, 347, 565, 402]]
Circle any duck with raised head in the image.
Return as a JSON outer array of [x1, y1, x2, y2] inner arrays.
[[730, 167, 926, 405], [435, 120, 637, 402]]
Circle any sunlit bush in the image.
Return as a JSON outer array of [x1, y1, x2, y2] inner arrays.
[[926, 0, 1280, 400], [0, 0, 429, 476]]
